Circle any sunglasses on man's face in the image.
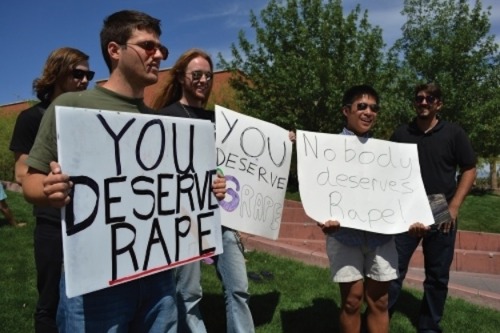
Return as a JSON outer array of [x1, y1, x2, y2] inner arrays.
[[186, 70, 213, 82], [348, 102, 380, 113], [127, 41, 169, 60], [415, 95, 437, 104], [72, 69, 95, 81]]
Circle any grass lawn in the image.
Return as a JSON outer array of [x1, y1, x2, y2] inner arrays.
[[1, 189, 499, 332]]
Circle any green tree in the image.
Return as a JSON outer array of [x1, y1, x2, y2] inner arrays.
[[387, 0, 500, 187], [218, 0, 385, 134]]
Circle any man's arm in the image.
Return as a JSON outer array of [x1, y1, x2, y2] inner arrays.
[[22, 162, 72, 208], [449, 166, 476, 219], [442, 166, 476, 233], [13, 152, 29, 184]]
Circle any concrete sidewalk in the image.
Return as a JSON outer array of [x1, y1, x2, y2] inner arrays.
[[405, 267, 500, 310]]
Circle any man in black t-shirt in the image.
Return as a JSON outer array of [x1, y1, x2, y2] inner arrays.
[[388, 83, 476, 333], [153, 48, 254, 333], [9, 47, 93, 333]]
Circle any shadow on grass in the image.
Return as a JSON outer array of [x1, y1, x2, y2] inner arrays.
[[391, 288, 421, 328], [281, 297, 339, 332], [201, 291, 281, 331]]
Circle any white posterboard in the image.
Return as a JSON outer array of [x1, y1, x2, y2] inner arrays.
[[296, 130, 434, 234], [56, 107, 223, 297], [215, 105, 292, 240]]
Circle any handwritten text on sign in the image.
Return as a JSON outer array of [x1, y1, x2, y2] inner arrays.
[[296, 130, 433, 234], [215, 106, 292, 240], [56, 107, 222, 297]]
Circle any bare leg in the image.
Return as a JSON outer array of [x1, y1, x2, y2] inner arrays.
[[0, 200, 25, 227], [365, 278, 390, 333], [339, 279, 364, 333]]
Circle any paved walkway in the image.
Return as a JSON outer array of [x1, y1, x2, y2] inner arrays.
[[405, 267, 500, 310]]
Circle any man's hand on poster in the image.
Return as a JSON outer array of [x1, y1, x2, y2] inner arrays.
[[43, 161, 72, 208], [318, 220, 340, 234], [408, 222, 430, 237], [212, 171, 226, 200]]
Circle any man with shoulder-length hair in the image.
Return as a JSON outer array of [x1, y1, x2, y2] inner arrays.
[[152, 48, 254, 333], [10, 46, 92, 333], [22, 10, 227, 332]]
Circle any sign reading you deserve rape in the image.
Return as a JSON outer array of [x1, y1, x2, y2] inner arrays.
[[215, 106, 292, 240], [297, 130, 434, 234], [56, 107, 222, 298]]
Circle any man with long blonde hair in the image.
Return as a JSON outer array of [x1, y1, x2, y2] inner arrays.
[[153, 48, 255, 333]]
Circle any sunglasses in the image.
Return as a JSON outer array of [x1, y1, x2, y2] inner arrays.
[[72, 69, 95, 81], [415, 95, 437, 104], [348, 102, 380, 113], [126, 41, 169, 60], [186, 70, 213, 81]]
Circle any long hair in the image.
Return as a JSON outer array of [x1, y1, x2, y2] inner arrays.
[[33, 47, 89, 103], [151, 48, 213, 110], [100, 10, 162, 73]]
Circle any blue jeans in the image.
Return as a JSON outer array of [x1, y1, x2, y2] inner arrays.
[[175, 227, 254, 333], [57, 270, 177, 333], [388, 226, 457, 333]]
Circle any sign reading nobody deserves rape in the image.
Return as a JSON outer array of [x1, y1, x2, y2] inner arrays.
[[215, 106, 292, 240], [297, 130, 434, 234], [56, 107, 222, 298]]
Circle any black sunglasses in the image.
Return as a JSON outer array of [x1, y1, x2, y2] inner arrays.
[[186, 70, 213, 81], [348, 102, 380, 113], [415, 95, 437, 104], [126, 41, 169, 60], [72, 69, 95, 81]]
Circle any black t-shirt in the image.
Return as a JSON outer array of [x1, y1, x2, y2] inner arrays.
[[390, 119, 476, 201], [9, 101, 50, 154], [9, 101, 61, 224], [158, 101, 215, 122]]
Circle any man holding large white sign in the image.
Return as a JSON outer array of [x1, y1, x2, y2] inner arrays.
[[297, 85, 433, 333], [21, 10, 225, 333]]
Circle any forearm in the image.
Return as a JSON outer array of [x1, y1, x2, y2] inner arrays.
[[13, 153, 28, 185], [449, 167, 476, 217], [22, 170, 52, 205], [22, 164, 71, 208]]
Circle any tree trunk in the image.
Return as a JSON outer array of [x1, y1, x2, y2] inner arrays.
[[490, 158, 498, 190]]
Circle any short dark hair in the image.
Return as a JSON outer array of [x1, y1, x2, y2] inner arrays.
[[414, 82, 442, 101], [342, 84, 379, 107], [100, 10, 162, 72]]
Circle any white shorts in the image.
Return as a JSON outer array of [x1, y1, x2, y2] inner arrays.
[[326, 236, 398, 283]]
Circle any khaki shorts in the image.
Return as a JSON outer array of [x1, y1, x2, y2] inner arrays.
[[326, 236, 398, 283]]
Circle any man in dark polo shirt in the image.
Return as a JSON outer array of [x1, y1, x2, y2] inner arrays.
[[388, 82, 476, 333]]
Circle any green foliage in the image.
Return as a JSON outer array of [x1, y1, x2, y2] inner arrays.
[[388, 0, 500, 158], [459, 193, 500, 232], [218, 0, 385, 134]]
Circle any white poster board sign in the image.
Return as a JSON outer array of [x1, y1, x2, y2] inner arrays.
[[215, 105, 292, 240], [297, 130, 434, 234], [56, 107, 222, 297]]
